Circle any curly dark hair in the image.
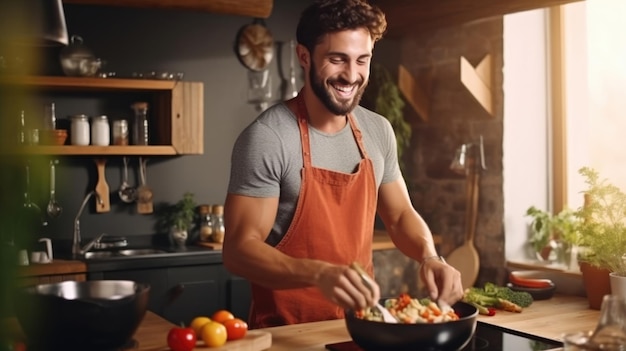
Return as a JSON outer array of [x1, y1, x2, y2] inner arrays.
[[296, 0, 387, 53]]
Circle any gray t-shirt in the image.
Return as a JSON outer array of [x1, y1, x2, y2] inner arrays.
[[227, 102, 401, 246]]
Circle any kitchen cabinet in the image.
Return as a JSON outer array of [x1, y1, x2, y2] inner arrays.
[[0, 75, 204, 155], [88, 262, 251, 325]]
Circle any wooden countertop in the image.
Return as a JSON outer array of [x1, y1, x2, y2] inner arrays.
[[125, 294, 599, 350], [16, 259, 87, 277]]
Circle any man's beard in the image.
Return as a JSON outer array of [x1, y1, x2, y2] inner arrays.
[[309, 60, 368, 116]]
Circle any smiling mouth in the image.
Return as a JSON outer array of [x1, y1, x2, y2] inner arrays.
[[331, 83, 357, 99]]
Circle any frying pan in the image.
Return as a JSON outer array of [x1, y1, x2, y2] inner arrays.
[[345, 301, 478, 351]]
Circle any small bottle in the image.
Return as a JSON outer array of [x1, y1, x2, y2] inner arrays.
[[198, 205, 214, 242], [131, 102, 149, 145], [70, 114, 90, 145], [211, 205, 225, 244], [91, 115, 110, 146]]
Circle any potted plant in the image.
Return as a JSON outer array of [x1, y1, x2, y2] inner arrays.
[[157, 192, 197, 247], [574, 167, 626, 305], [362, 63, 411, 173], [525, 205, 580, 267]]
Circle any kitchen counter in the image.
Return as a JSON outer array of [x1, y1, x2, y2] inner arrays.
[[17, 259, 86, 277], [124, 294, 599, 350], [16, 259, 87, 286]]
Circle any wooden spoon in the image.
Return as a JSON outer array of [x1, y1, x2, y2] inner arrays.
[[136, 156, 153, 214], [94, 158, 110, 213], [446, 156, 480, 290]]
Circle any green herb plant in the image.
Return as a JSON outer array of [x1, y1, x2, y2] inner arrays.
[[157, 192, 198, 232], [575, 167, 626, 276], [525, 205, 580, 262], [362, 63, 411, 173]]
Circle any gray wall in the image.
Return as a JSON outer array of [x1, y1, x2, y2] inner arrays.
[[34, 0, 317, 250]]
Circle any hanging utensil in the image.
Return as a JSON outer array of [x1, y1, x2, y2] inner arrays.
[[46, 159, 63, 218], [282, 39, 298, 100], [446, 137, 486, 290], [23, 161, 48, 227], [94, 158, 110, 213], [118, 156, 136, 203], [136, 157, 153, 214]]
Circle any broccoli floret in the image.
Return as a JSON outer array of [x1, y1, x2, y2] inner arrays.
[[462, 283, 531, 313], [483, 282, 533, 307], [462, 287, 500, 307], [419, 297, 432, 306]]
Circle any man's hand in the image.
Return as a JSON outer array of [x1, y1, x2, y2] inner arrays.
[[420, 259, 464, 305], [316, 264, 381, 311]]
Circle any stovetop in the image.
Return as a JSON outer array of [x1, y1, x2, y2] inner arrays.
[[325, 322, 563, 351]]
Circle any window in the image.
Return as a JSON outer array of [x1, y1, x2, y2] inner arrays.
[[503, 0, 626, 262]]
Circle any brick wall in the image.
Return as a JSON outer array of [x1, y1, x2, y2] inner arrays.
[[374, 17, 507, 297]]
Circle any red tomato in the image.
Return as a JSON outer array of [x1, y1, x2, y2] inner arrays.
[[167, 326, 196, 351], [223, 318, 248, 341]]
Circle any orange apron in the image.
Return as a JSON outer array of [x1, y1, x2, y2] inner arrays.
[[249, 95, 378, 328]]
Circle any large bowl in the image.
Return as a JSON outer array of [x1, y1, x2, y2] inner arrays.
[[14, 280, 150, 351], [345, 301, 478, 351]]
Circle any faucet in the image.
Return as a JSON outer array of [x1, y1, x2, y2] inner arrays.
[[72, 190, 105, 258]]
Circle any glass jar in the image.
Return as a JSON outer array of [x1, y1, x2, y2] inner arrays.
[[43, 102, 56, 130], [198, 205, 214, 242], [91, 115, 110, 146], [131, 102, 149, 145], [211, 205, 225, 244], [70, 114, 90, 145], [112, 119, 129, 145]]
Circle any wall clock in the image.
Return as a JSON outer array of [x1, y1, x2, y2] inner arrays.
[[235, 19, 274, 71]]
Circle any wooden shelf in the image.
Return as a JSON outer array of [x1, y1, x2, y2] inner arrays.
[[14, 145, 178, 156], [1, 75, 204, 155], [0, 75, 178, 91], [63, 0, 274, 19]]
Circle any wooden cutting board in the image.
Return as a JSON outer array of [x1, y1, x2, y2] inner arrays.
[[197, 241, 223, 250], [193, 330, 271, 350]]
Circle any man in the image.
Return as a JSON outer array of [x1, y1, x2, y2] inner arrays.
[[223, 0, 463, 328]]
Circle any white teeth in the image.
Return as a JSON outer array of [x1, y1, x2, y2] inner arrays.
[[333, 84, 354, 94]]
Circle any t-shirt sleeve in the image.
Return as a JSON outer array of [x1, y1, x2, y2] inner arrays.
[[227, 120, 284, 198], [379, 116, 402, 185]]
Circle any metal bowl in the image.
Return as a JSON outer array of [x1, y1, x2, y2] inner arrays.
[[345, 301, 478, 351], [14, 280, 150, 351]]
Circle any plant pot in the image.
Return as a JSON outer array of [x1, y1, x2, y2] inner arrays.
[[169, 228, 188, 248], [610, 272, 626, 299], [579, 261, 611, 310]]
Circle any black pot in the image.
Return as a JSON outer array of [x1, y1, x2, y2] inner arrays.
[[345, 301, 478, 351], [14, 280, 150, 351]]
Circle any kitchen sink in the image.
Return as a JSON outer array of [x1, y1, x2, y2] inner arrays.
[[118, 249, 167, 256], [84, 248, 168, 260]]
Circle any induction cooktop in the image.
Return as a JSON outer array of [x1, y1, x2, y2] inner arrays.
[[325, 321, 563, 351]]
